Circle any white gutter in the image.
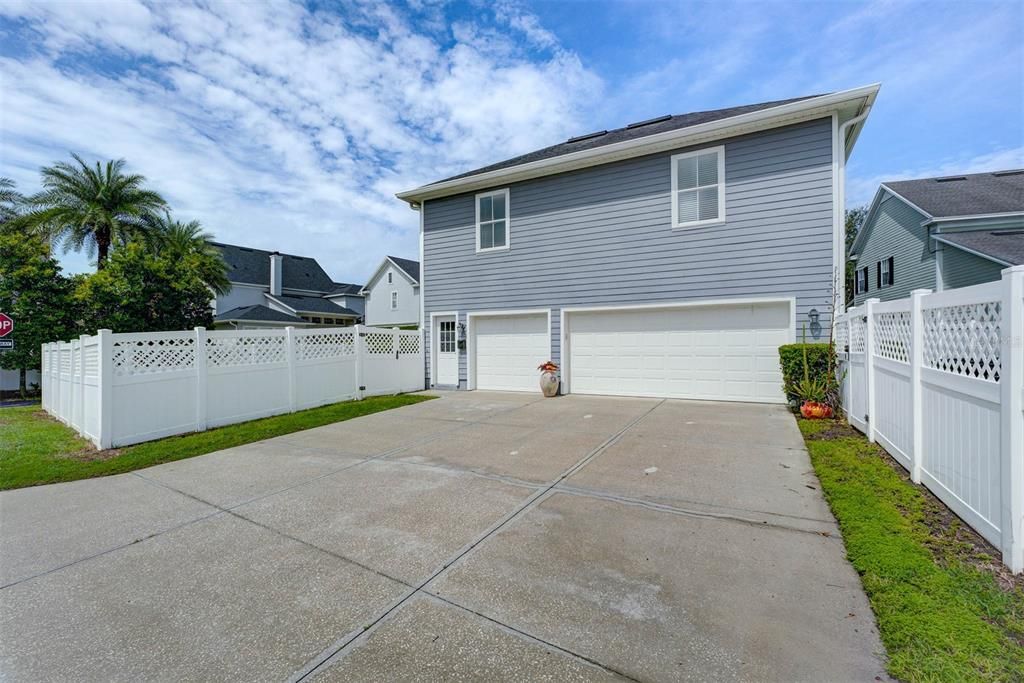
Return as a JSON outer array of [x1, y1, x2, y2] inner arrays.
[[398, 83, 880, 204], [835, 103, 873, 313]]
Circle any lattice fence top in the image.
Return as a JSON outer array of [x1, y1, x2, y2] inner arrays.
[[207, 334, 287, 367], [295, 330, 356, 361], [849, 316, 867, 354], [398, 334, 420, 355], [834, 318, 849, 351], [363, 331, 394, 355], [112, 336, 195, 376], [922, 301, 1001, 381], [874, 311, 912, 363]]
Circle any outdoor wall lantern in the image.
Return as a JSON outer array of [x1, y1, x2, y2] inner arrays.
[[808, 308, 822, 339], [457, 322, 467, 351]]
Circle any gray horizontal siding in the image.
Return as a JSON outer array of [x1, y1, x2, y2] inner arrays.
[[852, 194, 934, 305], [422, 117, 836, 386], [942, 246, 1004, 289]]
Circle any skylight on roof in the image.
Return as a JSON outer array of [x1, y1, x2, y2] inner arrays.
[[566, 130, 607, 143], [626, 114, 671, 129]]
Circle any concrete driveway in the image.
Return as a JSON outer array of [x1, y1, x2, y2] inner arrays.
[[0, 392, 887, 681]]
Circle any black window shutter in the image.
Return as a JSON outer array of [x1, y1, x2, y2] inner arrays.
[[888, 257, 895, 285]]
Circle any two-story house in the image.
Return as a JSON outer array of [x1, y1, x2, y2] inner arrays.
[[849, 170, 1024, 305], [360, 256, 420, 328], [397, 85, 879, 402], [212, 242, 364, 329]]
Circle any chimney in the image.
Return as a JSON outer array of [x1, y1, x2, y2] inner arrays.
[[269, 252, 283, 296]]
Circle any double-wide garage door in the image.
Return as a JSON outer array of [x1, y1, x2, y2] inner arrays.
[[566, 301, 791, 403]]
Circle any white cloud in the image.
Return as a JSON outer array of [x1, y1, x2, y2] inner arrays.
[[0, 0, 601, 278]]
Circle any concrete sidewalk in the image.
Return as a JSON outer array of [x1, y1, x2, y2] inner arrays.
[[0, 392, 888, 681]]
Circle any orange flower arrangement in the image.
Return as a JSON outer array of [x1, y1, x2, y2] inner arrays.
[[537, 361, 559, 373]]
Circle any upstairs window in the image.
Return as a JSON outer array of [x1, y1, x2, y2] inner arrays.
[[391, 291, 398, 309], [856, 266, 868, 295], [388, 272, 393, 284], [671, 146, 725, 228], [476, 189, 510, 252], [878, 257, 894, 288]]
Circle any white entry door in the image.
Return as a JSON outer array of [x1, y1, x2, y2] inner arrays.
[[472, 312, 549, 391], [435, 317, 459, 386], [566, 301, 792, 403]]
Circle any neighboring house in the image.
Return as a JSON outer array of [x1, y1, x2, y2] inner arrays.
[[397, 85, 879, 402], [850, 170, 1024, 305], [361, 256, 420, 327], [211, 242, 364, 329]]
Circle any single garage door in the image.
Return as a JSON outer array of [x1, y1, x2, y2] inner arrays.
[[566, 301, 791, 403], [473, 313, 549, 391]]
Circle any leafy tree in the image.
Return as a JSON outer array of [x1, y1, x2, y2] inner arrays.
[[0, 228, 78, 397], [75, 242, 214, 333], [845, 205, 869, 307], [20, 154, 167, 270], [146, 213, 231, 295]]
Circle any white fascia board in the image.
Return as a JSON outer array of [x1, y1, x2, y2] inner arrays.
[[264, 293, 298, 314], [931, 235, 1014, 267], [849, 186, 893, 256], [397, 84, 880, 204]]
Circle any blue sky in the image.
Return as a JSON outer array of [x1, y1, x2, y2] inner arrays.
[[1, 0, 1021, 281]]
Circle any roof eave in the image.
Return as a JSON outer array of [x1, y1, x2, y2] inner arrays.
[[397, 83, 880, 204], [932, 235, 1016, 267]]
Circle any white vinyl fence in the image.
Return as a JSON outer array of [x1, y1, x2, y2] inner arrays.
[[41, 325, 424, 449], [835, 265, 1024, 572]]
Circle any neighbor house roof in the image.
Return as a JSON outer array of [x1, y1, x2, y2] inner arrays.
[[397, 84, 879, 204], [213, 242, 336, 292], [884, 170, 1024, 219], [934, 230, 1024, 266], [266, 293, 360, 316], [387, 256, 420, 283], [214, 305, 307, 325], [328, 282, 364, 296]]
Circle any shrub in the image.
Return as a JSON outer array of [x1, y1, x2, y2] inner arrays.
[[779, 343, 837, 405]]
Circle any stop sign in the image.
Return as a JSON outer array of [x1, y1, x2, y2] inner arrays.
[[0, 313, 12, 338]]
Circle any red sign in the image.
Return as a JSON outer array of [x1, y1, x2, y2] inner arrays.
[[0, 313, 12, 338]]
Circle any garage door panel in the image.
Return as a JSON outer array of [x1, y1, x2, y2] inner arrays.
[[473, 314, 549, 392], [568, 303, 789, 403]]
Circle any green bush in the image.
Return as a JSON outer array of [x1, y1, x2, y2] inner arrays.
[[778, 343, 835, 404]]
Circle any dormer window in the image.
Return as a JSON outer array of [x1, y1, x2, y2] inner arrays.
[[476, 189, 510, 252]]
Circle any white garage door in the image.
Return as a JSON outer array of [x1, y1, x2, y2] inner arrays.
[[473, 313, 549, 391], [567, 301, 791, 403]]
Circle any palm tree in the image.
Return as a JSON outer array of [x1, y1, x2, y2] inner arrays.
[[21, 154, 167, 269], [148, 212, 231, 295], [0, 177, 25, 224]]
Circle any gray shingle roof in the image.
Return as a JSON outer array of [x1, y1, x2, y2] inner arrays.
[[435, 95, 822, 183], [214, 305, 306, 324], [266, 293, 360, 316], [329, 282, 364, 296], [388, 256, 420, 283], [885, 170, 1024, 218], [213, 242, 336, 292], [937, 230, 1024, 266]]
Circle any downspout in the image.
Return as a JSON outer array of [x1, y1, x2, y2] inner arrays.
[[836, 105, 872, 314]]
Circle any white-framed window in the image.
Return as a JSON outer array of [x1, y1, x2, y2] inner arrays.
[[670, 145, 725, 228], [855, 266, 868, 295], [387, 271, 392, 284], [390, 291, 398, 309], [878, 257, 894, 288], [476, 188, 510, 252], [439, 320, 456, 353]]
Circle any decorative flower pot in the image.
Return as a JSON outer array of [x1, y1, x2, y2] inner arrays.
[[800, 401, 833, 419], [539, 371, 560, 397]]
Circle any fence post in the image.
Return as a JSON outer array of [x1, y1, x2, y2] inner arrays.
[[909, 289, 930, 484], [77, 334, 88, 436], [864, 298, 879, 443], [285, 326, 297, 412], [354, 324, 364, 400], [96, 329, 113, 449], [1000, 265, 1024, 572], [194, 327, 208, 432]]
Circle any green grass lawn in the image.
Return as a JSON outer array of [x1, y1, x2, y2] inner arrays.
[[0, 394, 432, 491], [799, 419, 1024, 682]]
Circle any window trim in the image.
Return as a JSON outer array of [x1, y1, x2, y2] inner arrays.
[[475, 188, 511, 253], [390, 291, 398, 310], [670, 145, 726, 229], [855, 266, 869, 295]]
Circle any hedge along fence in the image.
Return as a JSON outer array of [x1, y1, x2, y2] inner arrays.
[[41, 324, 424, 449], [778, 343, 836, 404]]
